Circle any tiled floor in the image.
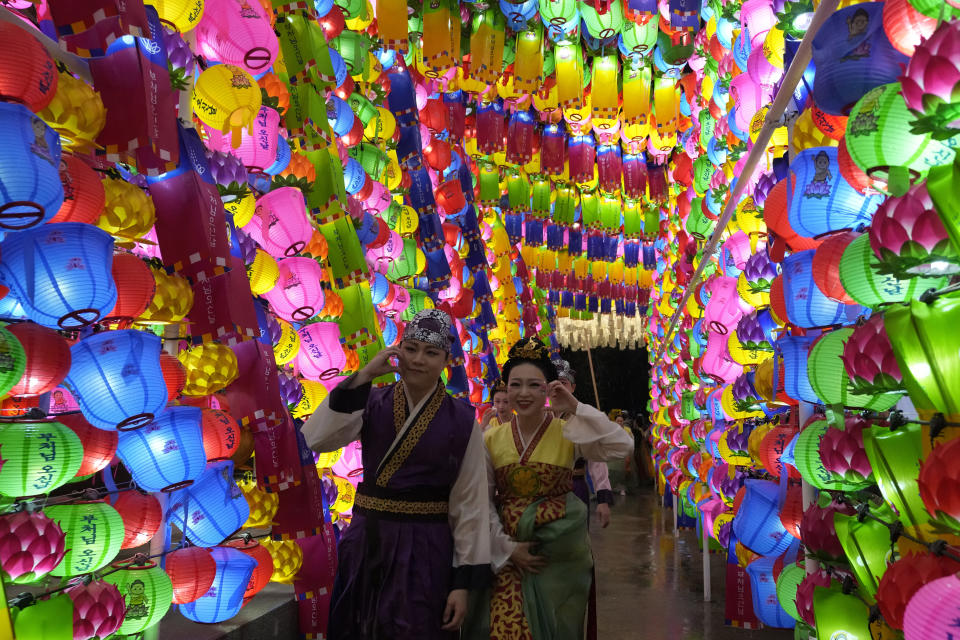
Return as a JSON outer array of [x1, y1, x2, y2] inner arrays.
[[592, 489, 794, 640]]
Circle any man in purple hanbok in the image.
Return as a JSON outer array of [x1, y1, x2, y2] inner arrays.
[[302, 309, 491, 639]]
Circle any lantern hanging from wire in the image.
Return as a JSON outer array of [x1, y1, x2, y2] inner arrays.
[[238, 474, 279, 528], [224, 537, 273, 601], [0, 421, 83, 497], [296, 321, 347, 381], [37, 68, 106, 153], [57, 413, 118, 478], [204, 105, 280, 172], [792, 419, 845, 491], [112, 489, 163, 549], [7, 321, 68, 398], [165, 546, 217, 605], [746, 556, 796, 629], [97, 178, 156, 244], [0, 510, 66, 585], [103, 558, 174, 635], [201, 408, 240, 461], [66, 329, 167, 431], [262, 257, 326, 322], [0, 222, 117, 329], [0, 323, 25, 398], [840, 313, 904, 396], [107, 252, 157, 320], [44, 501, 124, 577], [731, 479, 794, 556], [143, 0, 207, 32], [0, 102, 64, 231], [244, 187, 312, 258], [781, 250, 864, 329], [167, 460, 249, 547], [812, 585, 873, 640], [179, 545, 256, 623], [807, 328, 901, 411], [0, 21, 57, 112], [863, 422, 933, 541], [195, 0, 278, 75], [191, 64, 262, 148], [810, 231, 859, 304], [877, 552, 960, 631], [117, 405, 207, 492], [918, 436, 960, 533], [838, 234, 948, 309]]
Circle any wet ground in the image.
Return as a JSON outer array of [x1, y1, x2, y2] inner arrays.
[[591, 489, 794, 640]]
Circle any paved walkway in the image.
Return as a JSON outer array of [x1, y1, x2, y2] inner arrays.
[[591, 489, 793, 640]]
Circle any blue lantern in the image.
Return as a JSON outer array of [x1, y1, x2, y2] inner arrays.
[[116, 406, 206, 492], [0, 103, 64, 231], [811, 2, 908, 115], [167, 461, 250, 547], [773, 334, 819, 404], [342, 158, 366, 195], [263, 133, 291, 176], [0, 223, 117, 329], [66, 329, 167, 431], [746, 556, 797, 628], [732, 479, 794, 556], [781, 250, 864, 328], [179, 546, 256, 624], [788, 147, 881, 237]]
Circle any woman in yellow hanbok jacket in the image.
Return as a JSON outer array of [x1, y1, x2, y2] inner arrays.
[[464, 338, 634, 640]]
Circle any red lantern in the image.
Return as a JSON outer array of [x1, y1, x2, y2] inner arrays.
[[201, 408, 240, 461], [49, 156, 104, 225], [6, 321, 71, 397], [837, 137, 874, 195], [811, 231, 859, 304], [0, 21, 57, 112], [159, 353, 186, 401], [769, 275, 788, 325], [67, 580, 126, 640], [882, 0, 937, 56], [165, 546, 217, 604], [876, 553, 960, 629], [763, 177, 822, 252], [58, 413, 117, 478], [112, 490, 163, 550], [778, 484, 803, 539], [333, 74, 355, 101], [0, 510, 66, 584], [810, 105, 847, 142], [759, 424, 801, 480], [918, 437, 960, 530], [423, 138, 452, 172], [225, 538, 273, 602], [107, 253, 156, 320], [318, 5, 345, 40]]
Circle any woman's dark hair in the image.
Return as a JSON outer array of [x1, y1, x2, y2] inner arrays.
[[502, 338, 559, 383]]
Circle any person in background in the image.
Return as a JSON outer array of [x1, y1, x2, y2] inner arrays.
[[465, 338, 633, 640], [555, 360, 613, 528], [480, 384, 511, 432], [302, 309, 491, 640]]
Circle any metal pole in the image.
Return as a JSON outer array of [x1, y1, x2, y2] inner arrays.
[[586, 346, 602, 412], [798, 402, 820, 576], [653, 0, 842, 362], [703, 513, 711, 602]]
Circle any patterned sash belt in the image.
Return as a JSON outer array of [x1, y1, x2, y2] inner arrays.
[[354, 483, 450, 522]]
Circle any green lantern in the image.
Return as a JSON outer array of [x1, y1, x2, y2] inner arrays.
[[927, 156, 960, 273], [775, 562, 806, 622], [656, 30, 694, 65], [386, 238, 424, 282], [348, 143, 389, 180], [623, 201, 643, 237], [621, 19, 657, 59], [807, 329, 900, 411], [883, 292, 960, 420], [685, 198, 714, 240], [11, 591, 73, 640], [0, 422, 83, 498], [580, 189, 600, 229], [104, 560, 174, 634], [839, 234, 948, 309], [332, 31, 365, 74], [811, 585, 873, 639], [643, 206, 661, 239], [347, 92, 378, 126], [680, 391, 699, 420], [599, 195, 622, 234], [44, 502, 124, 577], [793, 420, 845, 490], [402, 289, 432, 321], [579, 0, 624, 39], [845, 83, 959, 196], [531, 177, 552, 217], [862, 422, 934, 541], [539, 0, 577, 29], [833, 503, 899, 603], [0, 325, 25, 398]]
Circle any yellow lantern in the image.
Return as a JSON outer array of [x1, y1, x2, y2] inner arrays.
[[292, 380, 328, 419], [144, 0, 205, 32], [192, 64, 262, 147], [727, 331, 771, 367], [332, 476, 356, 514], [224, 191, 256, 228], [364, 107, 397, 144], [736, 271, 769, 308], [139, 268, 194, 324], [38, 70, 107, 153], [247, 249, 279, 295], [272, 318, 300, 365], [238, 475, 279, 528], [177, 342, 239, 396], [261, 539, 303, 584], [316, 448, 342, 469], [98, 179, 156, 243], [791, 108, 839, 155]]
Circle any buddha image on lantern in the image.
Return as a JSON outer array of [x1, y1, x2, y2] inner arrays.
[[848, 86, 882, 137], [803, 150, 832, 199], [30, 116, 55, 167], [50, 389, 68, 413], [124, 579, 150, 620], [841, 8, 871, 61], [237, 0, 259, 18], [230, 69, 253, 90]]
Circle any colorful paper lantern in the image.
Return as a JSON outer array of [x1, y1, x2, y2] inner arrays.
[[159, 352, 186, 401], [164, 546, 217, 605], [746, 556, 795, 629], [900, 18, 960, 140], [191, 64, 262, 147], [179, 545, 256, 624], [66, 580, 126, 640], [781, 250, 863, 329], [261, 257, 326, 322], [97, 178, 156, 243], [261, 539, 302, 584], [144, 0, 207, 32], [200, 408, 240, 461], [167, 460, 249, 547], [902, 573, 960, 640], [807, 328, 900, 410], [731, 479, 793, 556], [877, 552, 960, 630], [838, 234, 947, 309], [107, 252, 156, 319], [224, 538, 273, 601], [112, 489, 164, 550], [0, 510, 66, 584], [195, 0, 277, 73], [811, 585, 872, 640], [296, 321, 347, 380], [0, 101, 63, 231], [863, 422, 931, 540], [793, 420, 844, 491], [244, 187, 312, 258], [49, 155, 105, 225], [238, 474, 279, 528], [775, 562, 806, 622], [0, 21, 57, 112], [840, 313, 903, 395], [57, 413, 118, 478], [6, 321, 68, 398], [117, 406, 207, 492], [918, 436, 960, 532], [66, 329, 167, 431], [44, 502, 124, 577], [810, 231, 859, 304], [0, 223, 117, 329], [795, 570, 831, 626], [0, 421, 83, 497], [103, 559, 174, 634], [177, 342, 239, 397]]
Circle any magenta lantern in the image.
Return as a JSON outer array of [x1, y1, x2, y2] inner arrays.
[[296, 322, 347, 381], [195, 0, 279, 75], [261, 257, 325, 322], [244, 187, 312, 258], [204, 106, 280, 171], [902, 573, 960, 640]]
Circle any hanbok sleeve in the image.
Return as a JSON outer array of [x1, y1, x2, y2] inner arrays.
[[587, 460, 614, 505], [448, 423, 494, 590], [485, 446, 517, 573], [562, 402, 634, 462], [301, 374, 371, 453]]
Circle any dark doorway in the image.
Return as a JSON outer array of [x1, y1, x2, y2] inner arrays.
[[559, 347, 649, 418]]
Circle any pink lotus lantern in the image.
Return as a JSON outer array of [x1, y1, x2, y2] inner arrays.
[[903, 573, 960, 640], [868, 182, 959, 279], [818, 417, 875, 487], [262, 257, 326, 321], [840, 314, 903, 395], [195, 0, 279, 75], [795, 570, 832, 625], [877, 553, 960, 630], [297, 322, 347, 381], [67, 580, 126, 640], [900, 19, 960, 137], [0, 511, 66, 584], [800, 501, 854, 562], [244, 187, 312, 258], [204, 106, 280, 171]]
